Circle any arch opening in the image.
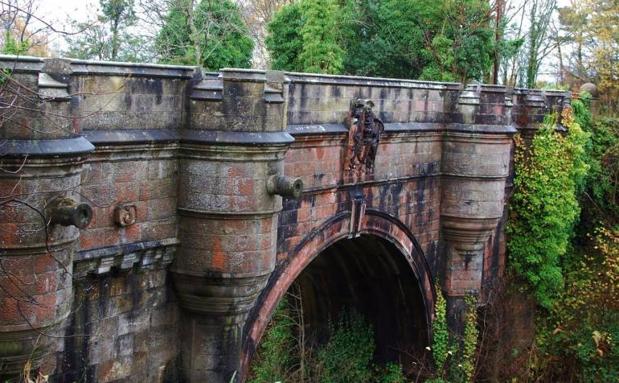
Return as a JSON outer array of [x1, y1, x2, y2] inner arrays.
[[247, 232, 431, 380], [294, 234, 429, 364]]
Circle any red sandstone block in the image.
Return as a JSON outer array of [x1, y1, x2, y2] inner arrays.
[[30, 293, 57, 324], [139, 179, 176, 201], [1, 255, 34, 276], [115, 182, 140, 203], [80, 227, 119, 250], [82, 184, 117, 207], [0, 223, 19, 246], [120, 224, 141, 244], [32, 271, 58, 295], [148, 198, 176, 220], [140, 220, 176, 241], [33, 254, 58, 274], [114, 161, 148, 183], [297, 206, 311, 223]]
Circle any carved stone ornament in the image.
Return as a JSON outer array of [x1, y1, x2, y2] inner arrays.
[[345, 98, 384, 173], [114, 204, 137, 227]]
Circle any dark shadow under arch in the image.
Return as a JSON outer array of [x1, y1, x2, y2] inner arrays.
[[242, 210, 435, 380], [295, 234, 429, 364]]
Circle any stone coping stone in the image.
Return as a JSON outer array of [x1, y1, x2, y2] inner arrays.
[[84, 129, 179, 145], [0, 136, 95, 156], [83, 129, 296, 146]]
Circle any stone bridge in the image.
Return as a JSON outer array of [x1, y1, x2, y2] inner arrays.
[[0, 56, 569, 382]]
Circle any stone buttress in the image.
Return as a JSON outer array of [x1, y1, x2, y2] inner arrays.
[[0, 59, 93, 379], [172, 69, 300, 382], [440, 84, 516, 333]]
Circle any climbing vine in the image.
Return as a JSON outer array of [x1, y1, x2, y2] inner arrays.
[[432, 285, 449, 372], [429, 288, 478, 383], [507, 106, 589, 308]]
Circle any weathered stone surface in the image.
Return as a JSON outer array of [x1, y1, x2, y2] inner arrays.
[[0, 55, 568, 383]]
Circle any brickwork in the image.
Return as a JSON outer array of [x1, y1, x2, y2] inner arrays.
[[0, 55, 569, 382]]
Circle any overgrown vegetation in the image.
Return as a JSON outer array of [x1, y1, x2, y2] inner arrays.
[[429, 290, 479, 383], [507, 105, 589, 309], [507, 95, 619, 381], [248, 289, 407, 383]]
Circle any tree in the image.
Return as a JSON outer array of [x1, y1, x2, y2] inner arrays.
[[265, 1, 305, 72], [586, 0, 618, 110], [65, 0, 142, 61], [155, 0, 253, 70], [1, 0, 49, 56], [239, 0, 293, 68], [297, 0, 344, 74], [523, 0, 557, 88], [418, 0, 496, 83], [267, 0, 497, 81], [102, 0, 136, 60]]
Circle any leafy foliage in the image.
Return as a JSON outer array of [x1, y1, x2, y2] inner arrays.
[[2, 31, 30, 55], [266, 0, 499, 81], [247, 301, 294, 383], [459, 296, 479, 382], [318, 311, 376, 383], [249, 295, 407, 382], [429, 289, 478, 383], [533, 227, 619, 381], [65, 0, 142, 61], [509, 98, 619, 381], [155, 0, 253, 70], [507, 106, 590, 309], [298, 0, 344, 74], [432, 285, 449, 371], [265, 2, 305, 72]]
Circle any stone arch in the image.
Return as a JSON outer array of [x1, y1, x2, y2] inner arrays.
[[241, 209, 435, 379]]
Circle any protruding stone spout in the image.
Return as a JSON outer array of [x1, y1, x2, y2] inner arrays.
[[46, 197, 93, 229], [267, 175, 303, 199]]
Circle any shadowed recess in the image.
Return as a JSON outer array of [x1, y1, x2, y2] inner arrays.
[[294, 234, 428, 364]]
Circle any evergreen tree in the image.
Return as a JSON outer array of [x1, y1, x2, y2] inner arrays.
[[65, 0, 139, 61], [266, 0, 496, 81], [156, 0, 253, 70], [298, 0, 344, 74], [265, 2, 305, 72]]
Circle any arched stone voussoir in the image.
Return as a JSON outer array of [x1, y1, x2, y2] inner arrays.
[[240, 210, 435, 380]]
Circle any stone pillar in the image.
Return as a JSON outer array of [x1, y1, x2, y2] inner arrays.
[[441, 84, 515, 333], [0, 58, 93, 379], [511, 89, 548, 143], [173, 69, 299, 382]]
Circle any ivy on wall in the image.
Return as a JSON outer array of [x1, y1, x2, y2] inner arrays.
[[507, 106, 590, 309]]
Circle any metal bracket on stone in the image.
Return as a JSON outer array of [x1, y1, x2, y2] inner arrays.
[[46, 196, 93, 229], [267, 175, 303, 199], [114, 203, 137, 227], [348, 189, 366, 239]]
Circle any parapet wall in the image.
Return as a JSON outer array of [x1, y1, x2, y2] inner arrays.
[[0, 55, 570, 383]]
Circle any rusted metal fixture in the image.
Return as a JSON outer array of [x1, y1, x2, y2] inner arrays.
[[46, 197, 93, 229], [114, 203, 137, 227], [346, 98, 385, 172], [267, 175, 303, 199]]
